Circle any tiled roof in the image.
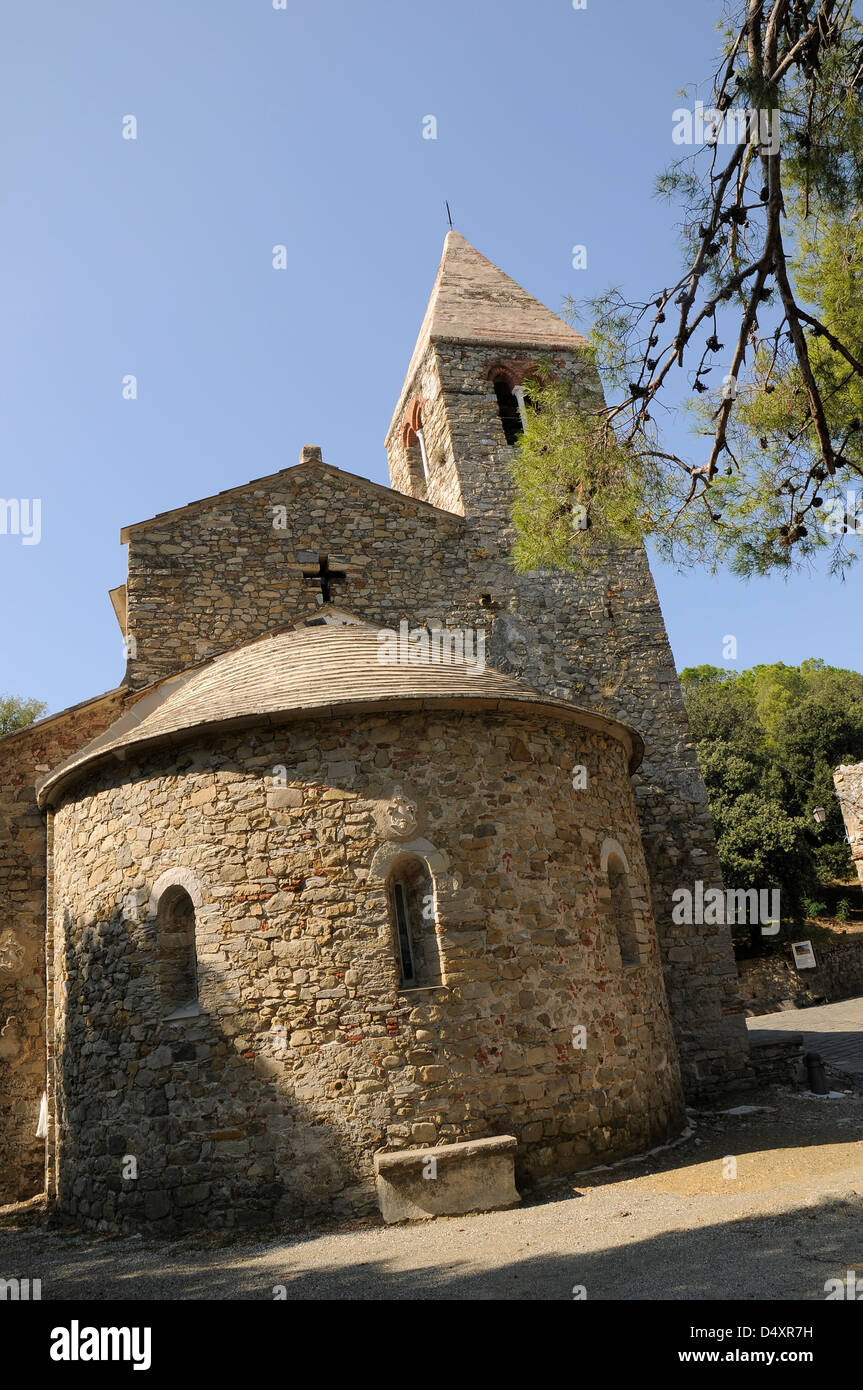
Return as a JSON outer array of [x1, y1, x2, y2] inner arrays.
[[37, 622, 642, 805]]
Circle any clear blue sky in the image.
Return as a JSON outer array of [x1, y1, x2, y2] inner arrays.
[[2, 0, 859, 717]]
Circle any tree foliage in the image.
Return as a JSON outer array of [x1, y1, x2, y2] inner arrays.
[[513, 0, 863, 576], [0, 693, 48, 739], [680, 657, 863, 919]]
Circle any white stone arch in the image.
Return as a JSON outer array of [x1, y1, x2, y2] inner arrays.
[[147, 868, 206, 1018], [147, 866, 204, 918], [600, 838, 630, 876], [367, 837, 449, 882]]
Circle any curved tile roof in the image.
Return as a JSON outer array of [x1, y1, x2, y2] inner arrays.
[[37, 622, 643, 806]]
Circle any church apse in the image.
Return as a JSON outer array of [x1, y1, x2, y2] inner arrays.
[[38, 624, 684, 1235]]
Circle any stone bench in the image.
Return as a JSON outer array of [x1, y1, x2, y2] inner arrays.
[[373, 1134, 520, 1223]]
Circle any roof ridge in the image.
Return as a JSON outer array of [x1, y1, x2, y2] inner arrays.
[[120, 459, 462, 542]]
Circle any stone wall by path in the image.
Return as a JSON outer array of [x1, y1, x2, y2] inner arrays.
[[49, 710, 684, 1234], [835, 764, 863, 888], [738, 937, 863, 1017], [0, 689, 125, 1202]]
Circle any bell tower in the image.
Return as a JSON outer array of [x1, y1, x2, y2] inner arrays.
[[385, 230, 601, 532], [384, 230, 756, 1103]]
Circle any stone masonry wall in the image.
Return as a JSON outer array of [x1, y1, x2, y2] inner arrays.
[[387, 338, 751, 1101], [739, 937, 863, 1016], [50, 710, 683, 1234], [114, 341, 751, 1104], [122, 466, 464, 692], [0, 690, 125, 1202], [835, 764, 863, 888]]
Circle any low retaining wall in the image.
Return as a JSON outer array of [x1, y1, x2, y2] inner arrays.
[[738, 938, 863, 1017], [746, 1033, 805, 1089]]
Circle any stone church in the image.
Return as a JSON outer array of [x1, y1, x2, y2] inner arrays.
[[0, 231, 754, 1232]]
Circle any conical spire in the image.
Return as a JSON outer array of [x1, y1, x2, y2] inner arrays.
[[393, 232, 587, 424], [421, 230, 586, 350]]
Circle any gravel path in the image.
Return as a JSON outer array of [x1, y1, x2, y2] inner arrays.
[[3, 1088, 862, 1300]]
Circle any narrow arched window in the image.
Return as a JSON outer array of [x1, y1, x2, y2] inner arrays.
[[157, 886, 198, 1012], [493, 377, 523, 445], [402, 425, 428, 495], [607, 855, 640, 967], [388, 854, 443, 988], [401, 398, 429, 496]]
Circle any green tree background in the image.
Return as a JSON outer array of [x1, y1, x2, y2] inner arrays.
[[681, 658, 863, 934]]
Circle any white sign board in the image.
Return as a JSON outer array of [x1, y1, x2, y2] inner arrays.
[[792, 940, 817, 970]]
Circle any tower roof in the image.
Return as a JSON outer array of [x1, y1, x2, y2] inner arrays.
[[424, 230, 587, 349], [390, 231, 588, 433]]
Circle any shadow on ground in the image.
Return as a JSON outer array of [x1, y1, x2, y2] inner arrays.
[[0, 1190, 860, 1301]]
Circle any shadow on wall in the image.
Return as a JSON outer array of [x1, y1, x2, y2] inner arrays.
[[54, 905, 371, 1237], [0, 926, 45, 1204], [48, 718, 688, 1237]]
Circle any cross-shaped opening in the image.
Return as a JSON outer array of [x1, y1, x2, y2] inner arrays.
[[300, 553, 346, 605]]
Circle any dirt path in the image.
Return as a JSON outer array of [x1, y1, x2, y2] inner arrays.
[[3, 1087, 863, 1300]]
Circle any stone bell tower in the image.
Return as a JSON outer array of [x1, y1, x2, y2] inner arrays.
[[385, 229, 600, 532], [384, 230, 754, 1101]]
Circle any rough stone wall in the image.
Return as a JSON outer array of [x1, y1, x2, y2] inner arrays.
[[386, 338, 751, 1101], [108, 334, 750, 1104], [50, 710, 683, 1234], [122, 465, 465, 692], [387, 347, 463, 515], [0, 690, 125, 1202], [747, 1034, 805, 1088], [835, 764, 863, 888], [739, 938, 863, 1015]]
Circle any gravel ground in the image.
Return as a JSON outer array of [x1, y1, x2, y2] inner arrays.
[[3, 1087, 862, 1300]]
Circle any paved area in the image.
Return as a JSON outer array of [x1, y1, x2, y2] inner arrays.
[[747, 995, 863, 1081], [2, 1090, 863, 1300]]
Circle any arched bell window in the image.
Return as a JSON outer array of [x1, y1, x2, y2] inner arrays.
[[401, 397, 429, 495], [493, 376, 524, 445]]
